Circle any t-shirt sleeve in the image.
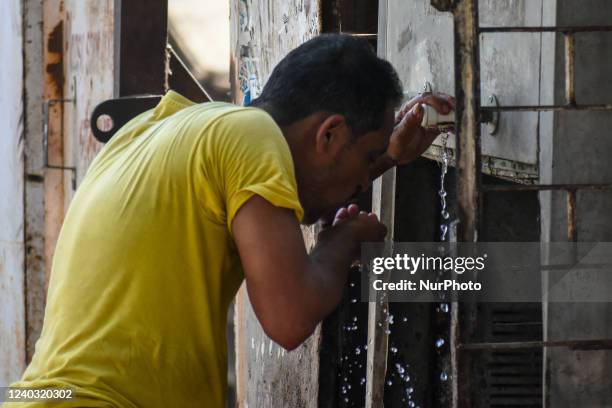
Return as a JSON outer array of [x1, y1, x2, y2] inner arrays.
[[206, 109, 304, 232]]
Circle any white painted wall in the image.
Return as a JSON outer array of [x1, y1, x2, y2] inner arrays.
[[0, 0, 26, 386]]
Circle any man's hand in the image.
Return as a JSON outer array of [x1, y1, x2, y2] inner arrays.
[[387, 92, 455, 165], [232, 197, 386, 350], [321, 204, 387, 247]]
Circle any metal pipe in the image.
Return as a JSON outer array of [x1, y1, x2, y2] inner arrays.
[[481, 104, 612, 112], [459, 338, 612, 351], [482, 183, 612, 192], [565, 33, 576, 105], [341, 32, 378, 39], [479, 25, 612, 33]]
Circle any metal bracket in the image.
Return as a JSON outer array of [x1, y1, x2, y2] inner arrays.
[[484, 94, 500, 135], [43, 98, 76, 189], [90, 95, 162, 143]]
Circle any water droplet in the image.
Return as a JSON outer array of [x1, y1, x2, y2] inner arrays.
[[387, 380, 392, 386], [353, 316, 358, 322], [350, 282, 355, 287], [409, 401, 416, 407], [355, 347, 361, 355], [395, 363, 405, 374], [350, 298, 357, 303], [385, 329, 391, 335], [360, 377, 366, 385], [440, 372, 448, 381], [344, 397, 349, 403], [440, 303, 449, 313], [390, 346, 398, 354], [403, 317, 408, 322], [387, 314, 394, 324], [440, 224, 448, 241], [442, 210, 450, 219], [435, 338, 445, 348], [407, 386, 414, 394], [364, 345, 368, 350]]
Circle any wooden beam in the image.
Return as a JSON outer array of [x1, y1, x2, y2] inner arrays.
[[118, 0, 168, 95], [364, 3, 395, 406]]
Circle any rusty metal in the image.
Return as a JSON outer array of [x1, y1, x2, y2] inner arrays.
[[453, 0, 481, 244], [481, 104, 612, 112], [482, 183, 612, 192], [459, 338, 612, 351], [567, 189, 577, 242], [43, 99, 76, 189], [565, 33, 576, 105], [479, 25, 612, 33], [450, 1, 481, 407]]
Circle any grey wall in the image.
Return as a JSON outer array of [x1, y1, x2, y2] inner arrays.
[[0, 0, 26, 386], [540, 1, 612, 406]]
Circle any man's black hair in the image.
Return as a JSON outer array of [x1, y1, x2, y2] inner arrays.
[[250, 34, 403, 136]]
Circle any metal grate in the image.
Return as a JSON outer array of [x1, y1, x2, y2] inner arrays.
[[428, 1, 612, 407]]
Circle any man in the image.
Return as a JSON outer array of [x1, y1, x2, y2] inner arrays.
[[9, 34, 453, 407]]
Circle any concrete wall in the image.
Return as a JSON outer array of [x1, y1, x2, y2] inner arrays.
[[230, 1, 323, 406], [381, 0, 542, 179], [541, 1, 612, 406], [0, 0, 26, 386]]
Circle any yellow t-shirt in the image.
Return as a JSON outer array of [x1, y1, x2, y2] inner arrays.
[[8, 91, 303, 407]]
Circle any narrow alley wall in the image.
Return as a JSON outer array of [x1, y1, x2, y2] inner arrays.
[[0, 0, 26, 386], [230, 1, 323, 406]]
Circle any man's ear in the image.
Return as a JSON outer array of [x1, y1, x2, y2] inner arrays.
[[314, 114, 350, 157]]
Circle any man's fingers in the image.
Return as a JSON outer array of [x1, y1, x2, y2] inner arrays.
[[347, 204, 360, 217], [397, 103, 425, 130], [420, 94, 455, 115], [332, 207, 348, 226]]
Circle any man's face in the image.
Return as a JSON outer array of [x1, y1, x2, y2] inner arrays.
[[299, 107, 395, 224]]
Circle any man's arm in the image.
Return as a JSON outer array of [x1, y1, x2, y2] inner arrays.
[[232, 195, 385, 350]]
